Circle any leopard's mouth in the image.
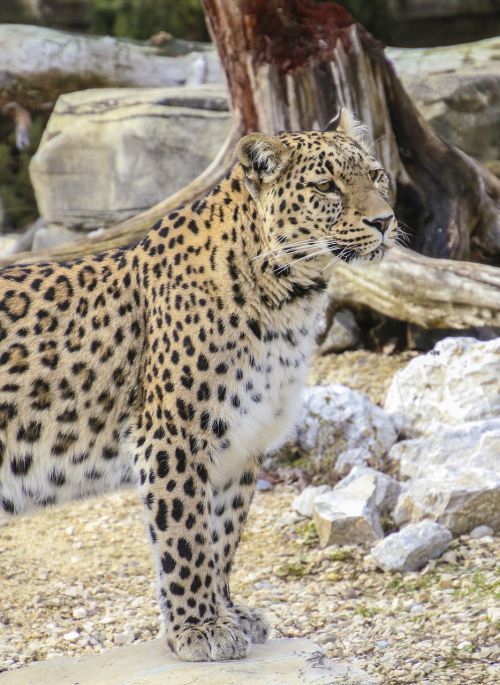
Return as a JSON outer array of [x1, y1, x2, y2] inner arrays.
[[328, 243, 358, 264], [328, 242, 391, 265]]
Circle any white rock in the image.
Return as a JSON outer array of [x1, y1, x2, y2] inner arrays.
[[292, 485, 332, 518], [30, 86, 230, 230], [64, 586, 81, 598], [394, 467, 500, 534], [0, 637, 377, 685], [297, 385, 397, 475], [312, 480, 384, 547], [389, 420, 500, 479], [385, 338, 500, 437], [334, 466, 401, 513], [72, 607, 87, 620], [469, 525, 494, 539], [62, 630, 80, 642], [371, 520, 452, 572], [410, 603, 425, 616], [332, 448, 369, 474]]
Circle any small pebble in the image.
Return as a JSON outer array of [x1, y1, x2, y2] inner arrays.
[[487, 607, 500, 624], [72, 607, 87, 619], [410, 603, 425, 616], [256, 479, 273, 492], [469, 525, 494, 539]]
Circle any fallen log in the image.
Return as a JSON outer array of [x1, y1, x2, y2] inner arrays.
[[329, 246, 500, 329], [0, 24, 223, 112]]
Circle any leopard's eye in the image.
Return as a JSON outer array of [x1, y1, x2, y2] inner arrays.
[[315, 180, 339, 193], [369, 168, 383, 183]]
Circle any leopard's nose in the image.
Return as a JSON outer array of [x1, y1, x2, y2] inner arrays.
[[363, 214, 394, 235]]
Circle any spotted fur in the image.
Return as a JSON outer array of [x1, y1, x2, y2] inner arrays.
[[0, 112, 398, 661]]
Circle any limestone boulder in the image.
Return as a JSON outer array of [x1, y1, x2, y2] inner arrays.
[[384, 337, 500, 437], [29, 86, 230, 230], [388, 37, 500, 164], [371, 520, 452, 573], [297, 385, 398, 475], [394, 466, 500, 535], [389, 420, 500, 480]]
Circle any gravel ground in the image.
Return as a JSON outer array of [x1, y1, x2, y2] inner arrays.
[[0, 488, 498, 684], [309, 350, 418, 406], [0, 352, 498, 683]]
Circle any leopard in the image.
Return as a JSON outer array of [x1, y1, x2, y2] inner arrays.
[[0, 109, 398, 662]]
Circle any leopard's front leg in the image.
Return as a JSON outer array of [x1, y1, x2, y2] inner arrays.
[[211, 458, 271, 644], [137, 429, 250, 662]]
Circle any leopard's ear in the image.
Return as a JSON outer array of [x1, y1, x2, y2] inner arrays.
[[237, 133, 291, 186], [324, 109, 342, 133], [324, 108, 365, 141]]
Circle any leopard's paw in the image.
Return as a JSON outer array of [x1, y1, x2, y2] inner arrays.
[[167, 618, 251, 662], [232, 604, 271, 644]]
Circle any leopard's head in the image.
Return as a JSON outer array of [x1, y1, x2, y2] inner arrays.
[[237, 109, 398, 273]]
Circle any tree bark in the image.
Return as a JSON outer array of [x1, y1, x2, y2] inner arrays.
[[329, 247, 500, 330]]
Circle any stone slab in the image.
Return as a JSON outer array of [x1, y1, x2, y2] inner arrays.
[[0, 638, 375, 685]]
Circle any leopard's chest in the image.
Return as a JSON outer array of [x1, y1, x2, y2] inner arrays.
[[210, 314, 321, 487]]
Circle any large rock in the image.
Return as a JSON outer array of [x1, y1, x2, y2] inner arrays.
[[385, 337, 500, 437], [29, 86, 230, 230], [312, 475, 386, 547], [389, 420, 500, 480], [371, 520, 452, 572], [394, 466, 500, 535], [385, 341, 500, 535], [388, 37, 500, 164], [297, 385, 398, 475], [0, 638, 376, 685]]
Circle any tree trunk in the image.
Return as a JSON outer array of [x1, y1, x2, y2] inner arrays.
[[202, 0, 500, 265]]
